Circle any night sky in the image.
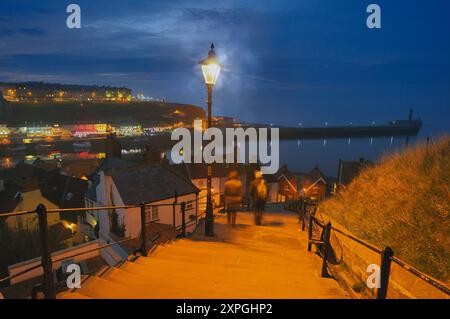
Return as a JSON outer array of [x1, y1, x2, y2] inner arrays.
[[0, 0, 449, 138]]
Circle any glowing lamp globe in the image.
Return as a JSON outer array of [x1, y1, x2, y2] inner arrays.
[[200, 43, 221, 86]]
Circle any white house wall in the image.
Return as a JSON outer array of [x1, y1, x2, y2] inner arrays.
[[96, 172, 126, 239], [95, 171, 199, 239], [124, 193, 198, 239]]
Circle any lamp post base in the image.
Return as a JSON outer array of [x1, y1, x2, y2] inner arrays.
[[204, 200, 214, 237]]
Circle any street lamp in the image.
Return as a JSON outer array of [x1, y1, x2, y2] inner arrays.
[[200, 43, 221, 237]]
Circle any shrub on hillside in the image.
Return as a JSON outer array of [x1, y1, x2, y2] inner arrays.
[[320, 136, 450, 281]]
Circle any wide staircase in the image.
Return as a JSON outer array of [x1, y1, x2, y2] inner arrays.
[[59, 208, 347, 299]]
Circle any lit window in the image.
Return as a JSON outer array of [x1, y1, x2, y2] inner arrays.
[[145, 206, 159, 221]]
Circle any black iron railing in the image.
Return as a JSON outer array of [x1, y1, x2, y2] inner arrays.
[[285, 198, 450, 299], [0, 194, 209, 299]]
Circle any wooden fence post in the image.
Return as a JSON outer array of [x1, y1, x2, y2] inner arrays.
[[377, 246, 394, 299], [37, 204, 55, 299], [140, 202, 148, 257], [321, 222, 332, 277]]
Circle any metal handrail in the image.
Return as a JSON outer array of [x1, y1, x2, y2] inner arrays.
[[0, 197, 206, 296], [327, 220, 449, 295], [288, 198, 450, 298], [0, 190, 230, 298], [311, 215, 326, 228], [0, 202, 192, 219], [329, 219, 450, 296], [174, 194, 223, 231], [329, 224, 383, 254], [0, 262, 42, 285], [391, 256, 450, 295], [0, 216, 165, 285], [0, 236, 134, 285], [0, 210, 36, 217]]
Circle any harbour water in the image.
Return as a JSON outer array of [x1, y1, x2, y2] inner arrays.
[[1, 135, 410, 177]]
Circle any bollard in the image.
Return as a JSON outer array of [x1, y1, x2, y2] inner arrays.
[[321, 222, 332, 278], [37, 204, 55, 299], [377, 246, 394, 299], [181, 202, 186, 238], [140, 202, 148, 257]]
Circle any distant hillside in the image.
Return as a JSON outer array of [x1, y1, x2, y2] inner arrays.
[[320, 136, 450, 280], [0, 101, 205, 126], [0, 81, 131, 91]]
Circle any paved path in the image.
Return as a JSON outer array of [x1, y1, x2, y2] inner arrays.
[[59, 208, 348, 299]]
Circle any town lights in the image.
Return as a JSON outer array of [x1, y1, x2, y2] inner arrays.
[[199, 43, 221, 237]]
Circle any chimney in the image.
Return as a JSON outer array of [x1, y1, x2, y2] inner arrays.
[[105, 133, 122, 158]]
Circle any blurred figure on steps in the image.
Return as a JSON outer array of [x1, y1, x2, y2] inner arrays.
[[250, 170, 268, 225], [224, 170, 243, 227]]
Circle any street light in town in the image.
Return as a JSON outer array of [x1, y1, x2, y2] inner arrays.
[[200, 43, 222, 237]]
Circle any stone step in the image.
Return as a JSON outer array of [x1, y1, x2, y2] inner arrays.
[[112, 262, 341, 297], [160, 241, 310, 260], [76, 273, 343, 299], [138, 250, 319, 272], [74, 276, 236, 299], [172, 238, 307, 254], [176, 238, 305, 253], [146, 251, 319, 273], [57, 211, 347, 299], [101, 267, 271, 298], [123, 259, 328, 291], [154, 242, 314, 265], [128, 257, 319, 282], [58, 292, 92, 299]]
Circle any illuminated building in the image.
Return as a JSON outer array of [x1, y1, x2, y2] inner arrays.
[[0, 82, 132, 103]]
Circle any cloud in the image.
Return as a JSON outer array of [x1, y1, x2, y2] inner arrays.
[[0, 28, 47, 38], [18, 28, 47, 36]]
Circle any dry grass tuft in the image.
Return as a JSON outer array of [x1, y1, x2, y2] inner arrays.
[[320, 136, 450, 280]]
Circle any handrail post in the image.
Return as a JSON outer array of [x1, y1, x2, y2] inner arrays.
[[173, 190, 178, 228], [140, 202, 148, 257], [195, 194, 199, 227], [301, 199, 306, 231], [321, 222, 332, 277], [181, 202, 186, 238], [307, 212, 313, 252], [377, 246, 394, 299], [37, 204, 55, 299]]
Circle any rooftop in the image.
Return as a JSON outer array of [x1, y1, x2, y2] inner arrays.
[[109, 164, 199, 205]]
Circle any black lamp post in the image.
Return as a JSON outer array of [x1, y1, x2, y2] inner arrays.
[[199, 43, 222, 237]]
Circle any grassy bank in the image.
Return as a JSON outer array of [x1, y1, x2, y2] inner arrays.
[[320, 136, 449, 281]]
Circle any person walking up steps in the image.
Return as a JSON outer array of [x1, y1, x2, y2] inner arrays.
[[224, 170, 243, 227], [250, 170, 268, 225]]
